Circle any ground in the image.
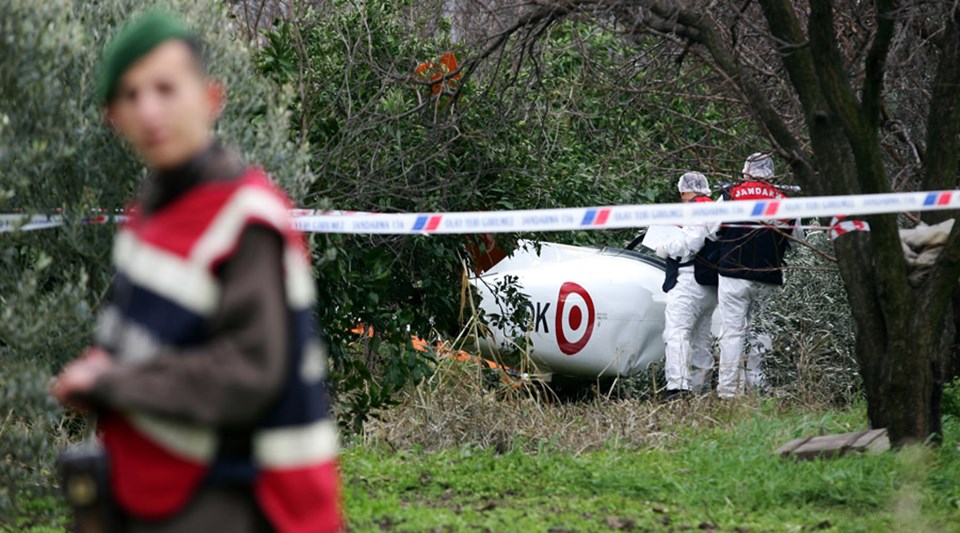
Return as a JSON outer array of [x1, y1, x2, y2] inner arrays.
[[342, 401, 960, 532], [16, 400, 960, 532]]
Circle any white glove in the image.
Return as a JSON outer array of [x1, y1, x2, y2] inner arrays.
[[655, 244, 669, 259]]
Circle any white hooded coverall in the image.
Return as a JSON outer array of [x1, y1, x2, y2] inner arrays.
[[659, 213, 717, 393]]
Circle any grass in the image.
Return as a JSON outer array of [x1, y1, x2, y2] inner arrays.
[[13, 398, 960, 532], [343, 400, 960, 532], [9, 495, 67, 532]]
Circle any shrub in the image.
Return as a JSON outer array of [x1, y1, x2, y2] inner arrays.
[[943, 379, 960, 420], [758, 230, 860, 404]]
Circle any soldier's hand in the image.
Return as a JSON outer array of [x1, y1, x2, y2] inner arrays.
[[51, 348, 113, 409]]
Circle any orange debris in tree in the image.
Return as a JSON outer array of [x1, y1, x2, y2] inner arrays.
[[349, 323, 512, 375], [415, 51, 461, 98], [410, 335, 510, 372]]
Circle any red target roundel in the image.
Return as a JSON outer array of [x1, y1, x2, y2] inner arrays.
[[555, 281, 595, 355]]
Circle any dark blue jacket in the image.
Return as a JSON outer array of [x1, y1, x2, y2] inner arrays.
[[716, 181, 789, 285]]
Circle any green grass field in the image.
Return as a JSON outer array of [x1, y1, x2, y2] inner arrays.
[[16, 401, 960, 532], [342, 402, 960, 532]]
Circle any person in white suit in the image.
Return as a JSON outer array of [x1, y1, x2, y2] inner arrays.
[[656, 172, 720, 399]]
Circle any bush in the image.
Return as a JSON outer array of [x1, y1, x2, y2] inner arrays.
[[0, 361, 72, 530], [943, 379, 960, 420], [757, 230, 860, 404]]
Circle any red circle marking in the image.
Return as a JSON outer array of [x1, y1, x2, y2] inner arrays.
[[555, 281, 595, 356], [569, 306, 582, 330]]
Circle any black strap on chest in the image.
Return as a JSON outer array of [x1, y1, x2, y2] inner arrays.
[[662, 257, 694, 293]]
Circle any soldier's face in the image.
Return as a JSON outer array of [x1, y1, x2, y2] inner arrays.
[[680, 192, 698, 203], [106, 41, 224, 170]]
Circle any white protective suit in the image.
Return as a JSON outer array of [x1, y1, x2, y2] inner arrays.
[[656, 173, 717, 393], [714, 153, 794, 398], [716, 277, 773, 397]]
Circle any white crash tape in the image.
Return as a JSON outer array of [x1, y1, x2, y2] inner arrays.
[[291, 190, 959, 234], [828, 216, 871, 241], [0, 214, 122, 233], [0, 211, 358, 234], [2, 190, 957, 235], [0, 214, 67, 232], [0, 215, 848, 234]]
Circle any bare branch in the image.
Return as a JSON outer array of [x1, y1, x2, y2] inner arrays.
[[922, 7, 960, 193], [861, 0, 898, 132]]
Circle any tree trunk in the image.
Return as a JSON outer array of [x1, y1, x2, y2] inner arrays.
[[858, 308, 949, 445], [950, 290, 960, 382], [835, 231, 950, 445]]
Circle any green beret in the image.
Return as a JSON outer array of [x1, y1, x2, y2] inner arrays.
[[96, 10, 195, 105]]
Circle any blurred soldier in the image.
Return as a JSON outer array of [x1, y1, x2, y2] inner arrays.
[[713, 153, 791, 398], [51, 11, 342, 532], [655, 172, 719, 399]]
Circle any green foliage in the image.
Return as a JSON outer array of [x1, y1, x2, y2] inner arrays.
[[759, 231, 860, 403], [342, 404, 960, 531], [0, 361, 70, 530], [944, 378, 960, 420]]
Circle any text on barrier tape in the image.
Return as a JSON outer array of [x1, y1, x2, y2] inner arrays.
[[290, 190, 958, 234], [0, 214, 125, 233], [1, 190, 957, 235]]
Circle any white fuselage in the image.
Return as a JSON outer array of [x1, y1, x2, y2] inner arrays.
[[473, 241, 675, 378]]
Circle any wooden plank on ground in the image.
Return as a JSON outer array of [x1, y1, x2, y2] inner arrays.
[[776, 429, 889, 460]]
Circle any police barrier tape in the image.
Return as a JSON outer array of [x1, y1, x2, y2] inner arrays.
[[289, 190, 953, 234], [0, 213, 836, 233], [1, 189, 956, 235], [0, 214, 121, 233]]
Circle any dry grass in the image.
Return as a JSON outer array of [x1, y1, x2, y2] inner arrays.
[[360, 357, 809, 454]]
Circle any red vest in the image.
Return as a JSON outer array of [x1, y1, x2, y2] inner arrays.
[[97, 170, 341, 532]]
